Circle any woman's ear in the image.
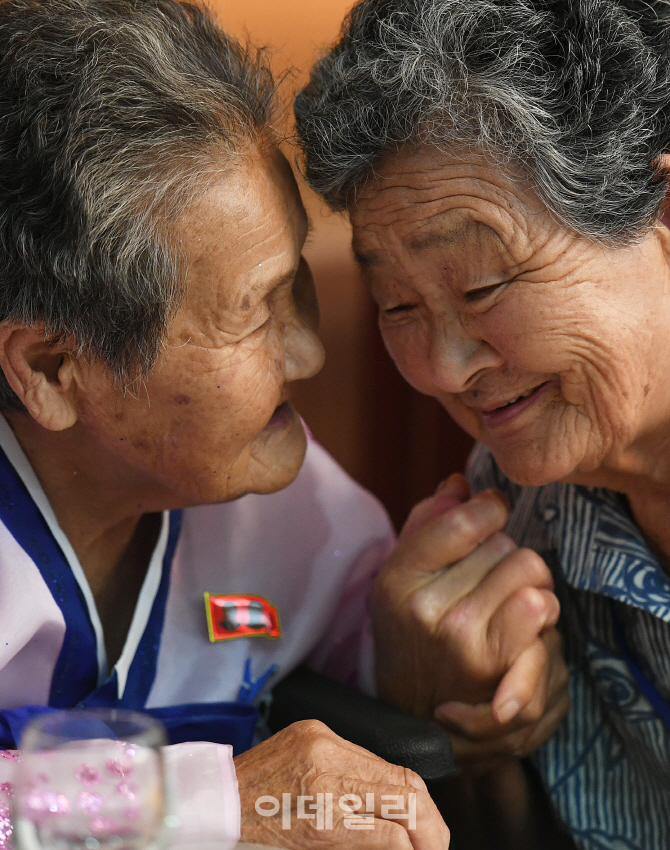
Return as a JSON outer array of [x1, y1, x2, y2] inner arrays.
[[0, 325, 79, 431]]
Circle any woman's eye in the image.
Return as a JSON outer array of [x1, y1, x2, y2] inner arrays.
[[464, 282, 508, 303], [383, 304, 416, 316]]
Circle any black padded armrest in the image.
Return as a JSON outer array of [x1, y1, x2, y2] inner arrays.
[[268, 666, 455, 782]]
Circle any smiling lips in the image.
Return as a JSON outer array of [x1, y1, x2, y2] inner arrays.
[[478, 381, 553, 428]]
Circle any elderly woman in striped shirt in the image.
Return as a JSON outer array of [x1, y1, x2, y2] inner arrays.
[[296, 0, 670, 847]]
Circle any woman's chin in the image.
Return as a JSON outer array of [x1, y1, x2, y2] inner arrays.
[[246, 413, 308, 495], [491, 447, 581, 488]]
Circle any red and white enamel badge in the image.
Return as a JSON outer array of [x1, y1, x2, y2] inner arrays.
[[204, 593, 281, 642]]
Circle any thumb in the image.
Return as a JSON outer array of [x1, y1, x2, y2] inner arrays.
[[401, 473, 470, 540]]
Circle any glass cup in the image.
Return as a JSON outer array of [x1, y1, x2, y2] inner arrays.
[[12, 709, 170, 850]]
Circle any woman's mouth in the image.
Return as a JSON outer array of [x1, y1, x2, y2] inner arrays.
[[264, 401, 294, 431], [480, 381, 553, 428]]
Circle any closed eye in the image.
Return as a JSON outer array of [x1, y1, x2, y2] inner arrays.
[[384, 304, 416, 315], [464, 282, 508, 303]]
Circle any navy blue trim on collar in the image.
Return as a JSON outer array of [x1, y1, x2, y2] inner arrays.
[[0, 441, 99, 706], [120, 510, 181, 707], [83, 511, 182, 710]]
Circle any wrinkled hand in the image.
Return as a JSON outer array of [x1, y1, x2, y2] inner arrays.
[[371, 473, 568, 762], [235, 719, 450, 849]]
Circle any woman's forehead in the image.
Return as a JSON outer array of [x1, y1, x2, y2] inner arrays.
[[350, 146, 549, 260], [179, 150, 305, 259], [170, 148, 308, 322]]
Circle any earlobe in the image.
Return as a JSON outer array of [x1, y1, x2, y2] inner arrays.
[[0, 325, 79, 431]]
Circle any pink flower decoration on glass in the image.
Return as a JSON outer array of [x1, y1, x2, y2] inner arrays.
[[0, 783, 13, 800], [75, 764, 101, 786], [0, 800, 13, 850], [76, 791, 103, 815], [115, 781, 137, 801], [27, 790, 71, 816], [105, 758, 132, 779], [0, 752, 19, 763], [90, 816, 115, 836]]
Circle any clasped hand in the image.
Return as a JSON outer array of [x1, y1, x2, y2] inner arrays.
[[235, 474, 567, 849], [372, 473, 569, 761]]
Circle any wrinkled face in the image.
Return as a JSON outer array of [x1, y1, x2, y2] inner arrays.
[[76, 145, 324, 508], [351, 146, 670, 487]]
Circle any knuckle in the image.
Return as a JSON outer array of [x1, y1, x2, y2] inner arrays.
[[289, 719, 333, 756], [403, 767, 427, 792], [516, 585, 549, 618], [445, 506, 483, 541], [380, 821, 413, 850], [514, 548, 553, 586], [409, 585, 442, 626], [484, 617, 504, 666], [441, 601, 480, 651], [293, 718, 329, 737]]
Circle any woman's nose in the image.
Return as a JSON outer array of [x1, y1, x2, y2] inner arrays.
[[284, 259, 325, 382], [429, 316, 503, 393], [284, 317, 325, 382]]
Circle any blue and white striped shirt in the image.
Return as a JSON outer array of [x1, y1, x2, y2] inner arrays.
[[468, 444, 670, 850]]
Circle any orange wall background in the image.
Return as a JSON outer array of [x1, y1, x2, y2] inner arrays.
[[207, 0, 474, 528], [211, 0, 354, 84]]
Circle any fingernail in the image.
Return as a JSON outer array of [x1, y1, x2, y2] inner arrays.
[[430, 493, 461, 517], [463, 491, 509, 528], [488, 531, 516, 556], [495, 698, 520, 724], [433, 702, 467, 722], [436, 474, 469, 499]]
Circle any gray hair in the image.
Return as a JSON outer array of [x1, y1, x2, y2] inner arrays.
[[0, 0, 275, 411], [295, 0, 670, 243]]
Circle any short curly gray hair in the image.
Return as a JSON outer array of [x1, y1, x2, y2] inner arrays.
[[295, 0, 670, 244], [0, 0, 275, 411]]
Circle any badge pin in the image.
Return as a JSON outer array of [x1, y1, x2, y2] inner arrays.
[[204, 593, 281, 642]]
